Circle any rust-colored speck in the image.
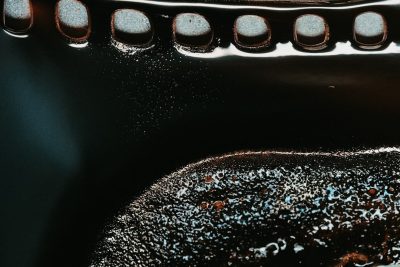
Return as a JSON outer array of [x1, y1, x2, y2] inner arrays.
[[368, 188, 378, 197], [204, 175, 213, 184], [213, 200, 225, 211], [200, 201, 209, 209], [337, 252, 368, 267]]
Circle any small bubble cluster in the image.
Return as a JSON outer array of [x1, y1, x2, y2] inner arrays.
[[91, 148, 400, 266]]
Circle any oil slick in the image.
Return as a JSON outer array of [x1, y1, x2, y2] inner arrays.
[[91, 148, 400, 266]]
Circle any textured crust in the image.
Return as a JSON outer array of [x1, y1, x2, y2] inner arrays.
[[91, 148, 400, 266]]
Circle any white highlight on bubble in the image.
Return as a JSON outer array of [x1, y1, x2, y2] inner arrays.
[[3, 29, 29, 38], [175, 41, 400, 59], [68, 41, 89, 48]]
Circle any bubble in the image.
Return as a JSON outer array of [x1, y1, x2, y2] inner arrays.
[[111, 9, 153, 46], [294, 14, 329, 50], [353, 11, 387, 49], [55, 0, 90, 42], [3, 0, 32, 33], [173, 13, 213, 49]]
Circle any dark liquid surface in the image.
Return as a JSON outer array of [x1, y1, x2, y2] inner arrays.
[[1, 0, 400, 266]]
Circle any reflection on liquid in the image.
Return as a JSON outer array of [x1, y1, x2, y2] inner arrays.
[[111, 38, 154, 54], [176, 41, 400, 58], [3, 29, 29, 38], [68, 41, 89, 48], [112, 0, 399, 10]]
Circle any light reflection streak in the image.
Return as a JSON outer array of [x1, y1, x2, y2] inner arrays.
[[109, 0, 400, 11], [68, 41, 89, 48], [175, 41, 400, 59], [3, 29, 29, 38]]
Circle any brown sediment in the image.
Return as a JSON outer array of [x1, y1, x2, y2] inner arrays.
[[204, 175, 213, 183], [368, 188, 378, 197], [200, 201, 209, 209], [336, 252, 369, 267], [213, 200, 225, 211]]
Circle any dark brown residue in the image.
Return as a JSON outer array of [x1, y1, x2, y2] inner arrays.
[[336, 252, 369, 267]]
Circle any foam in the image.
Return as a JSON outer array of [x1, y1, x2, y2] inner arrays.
[[295, 14, 326, 38]]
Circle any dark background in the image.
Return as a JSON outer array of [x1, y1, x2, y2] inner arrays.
[[1, 0, 400, 266]]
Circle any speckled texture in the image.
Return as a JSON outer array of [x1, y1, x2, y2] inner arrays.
[[354, 12, 385, 38], [295, 14, 326, 38], [3, 0, 31, 19], [113, 9, 151, 34], [174, 13, 211, 37], [57, 0, 88, 28], [235, 15, 269, 38], [91, 148, 400, 266]]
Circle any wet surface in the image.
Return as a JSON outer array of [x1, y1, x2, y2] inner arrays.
[[91, 148, 400, 266], [2, 0, 400, 267]]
